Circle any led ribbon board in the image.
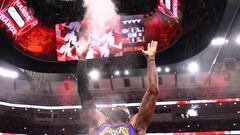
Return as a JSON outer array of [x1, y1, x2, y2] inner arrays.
[[0, 0, 38, 39]]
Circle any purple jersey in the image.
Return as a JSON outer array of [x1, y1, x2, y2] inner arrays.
[[95, 123, 137, 135]]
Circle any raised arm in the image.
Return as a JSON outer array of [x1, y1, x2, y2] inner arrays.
[[130, 41, 159, 132], [75, 38, 107, 132]]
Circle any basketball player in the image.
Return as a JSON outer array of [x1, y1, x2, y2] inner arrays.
[[76, 40, 159, 135]]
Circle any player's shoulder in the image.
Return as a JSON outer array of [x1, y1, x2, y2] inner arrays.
[[129, 113, 147, 134], [129, 113, 138, 125]]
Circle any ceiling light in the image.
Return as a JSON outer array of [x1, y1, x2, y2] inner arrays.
[[211, 37, 228, 46], [164, 67, 170, 73], [124, 70, 129, 75], [0, 67, 18, 78], [188, 62, 199, 73], [114, 70, 120, 76], [236, 35, 240, 45], [89, 69, 100, 80], [157, 67, 162, 72]]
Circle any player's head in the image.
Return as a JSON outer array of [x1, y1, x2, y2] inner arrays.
[[108, 105, 130, 124]]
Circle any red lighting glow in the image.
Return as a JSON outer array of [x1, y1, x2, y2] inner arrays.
[[0, 0, 38, 38]]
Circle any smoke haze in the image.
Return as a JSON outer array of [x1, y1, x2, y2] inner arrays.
[[83, 0, 120, 36]]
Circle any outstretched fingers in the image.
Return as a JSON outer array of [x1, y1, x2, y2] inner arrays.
[[141, 40, 158, 59], [151, 40, 157, 48]]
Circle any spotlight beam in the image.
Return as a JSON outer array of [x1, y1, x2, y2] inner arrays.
[[205, 5, 240, 84]]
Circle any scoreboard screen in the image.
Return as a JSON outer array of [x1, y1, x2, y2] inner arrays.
[[121, 15, 145, 44]]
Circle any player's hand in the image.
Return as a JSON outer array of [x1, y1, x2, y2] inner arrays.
[[75, 38, 89, 61], [141, 40, 158, 60]]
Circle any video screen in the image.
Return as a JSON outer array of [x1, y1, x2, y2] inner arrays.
[[55, 15, 145, 61], [0, 0, 182, 62]]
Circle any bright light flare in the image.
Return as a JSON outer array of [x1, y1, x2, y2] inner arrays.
[[89, 69, 100, 80], [188, 62, 199, 73], [164, 67, 170, 73], [114, 70, 120, 76], [124, 70, 129, 75], [236, 35, 240, 45], [211, 37, 228, 46], [157, 67, 162, 73], [0, 68, 18, 78], [186, 109, 198, 117], [186, 105, 199, 117]]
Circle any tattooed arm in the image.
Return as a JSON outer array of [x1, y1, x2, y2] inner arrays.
[[130, 41, 159, 134]]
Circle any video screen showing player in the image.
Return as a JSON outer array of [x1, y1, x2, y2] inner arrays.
[[55, 17, 144, 61], [56, 21, 81, 61], [85, 29, 123, 59]]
